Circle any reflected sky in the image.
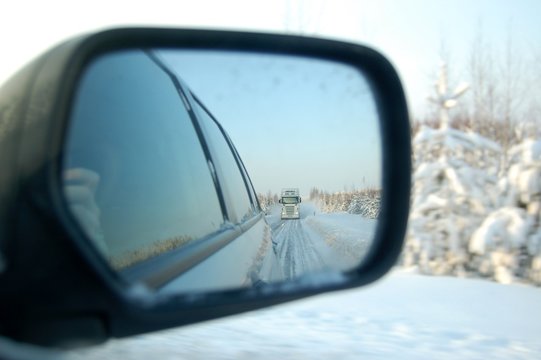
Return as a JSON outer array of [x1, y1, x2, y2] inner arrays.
[[159, 50, 381, 196]]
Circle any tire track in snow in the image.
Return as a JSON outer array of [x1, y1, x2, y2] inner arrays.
[[273, 219, 326, 280]]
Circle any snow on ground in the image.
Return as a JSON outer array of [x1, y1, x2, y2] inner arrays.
[[54, 200, 541, 359], [64, 270, 541, 360], [266, 202, 374, 278], [272, 219, 329, 279], [304, 212, 374, 268]]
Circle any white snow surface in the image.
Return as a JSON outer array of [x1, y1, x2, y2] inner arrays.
[[304, 212, 374, 267], [64, 271, 541, 360], [267, 203, 374, 278]]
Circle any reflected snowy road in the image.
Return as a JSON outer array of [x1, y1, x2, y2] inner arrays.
[[266, 202, 375, 279], [272, 220, 326, 279]]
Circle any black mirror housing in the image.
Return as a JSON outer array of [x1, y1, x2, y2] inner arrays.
[[0, 28, 410, 347]]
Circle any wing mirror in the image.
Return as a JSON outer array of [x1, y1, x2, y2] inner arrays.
[[0, 28, 410, 347]]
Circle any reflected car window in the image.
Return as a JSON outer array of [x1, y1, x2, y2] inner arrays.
[[192, 99, 255, 223], [63, 50, 224, 269]]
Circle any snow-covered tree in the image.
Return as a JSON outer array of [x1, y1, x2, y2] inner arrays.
[[257, 191, 279, 213], [404, 125, 502, 276], [404, 61, 508, 277], [347, 191, 380, 219], [309, 188, 380, 219], [469, 138, 541, 284]]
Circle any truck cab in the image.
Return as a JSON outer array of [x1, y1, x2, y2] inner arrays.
[[279, 188, 301, 220]]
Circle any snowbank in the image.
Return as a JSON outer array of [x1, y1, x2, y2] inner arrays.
[[64, 271, 541, 360]]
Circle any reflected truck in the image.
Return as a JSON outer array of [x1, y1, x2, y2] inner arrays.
[[279, 188, 301, 220]]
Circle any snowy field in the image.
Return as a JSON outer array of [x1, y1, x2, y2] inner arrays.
[[61, 270, 541, 360]]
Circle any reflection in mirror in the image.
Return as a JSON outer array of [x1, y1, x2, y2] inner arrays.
[[62, 49, 381, 294]]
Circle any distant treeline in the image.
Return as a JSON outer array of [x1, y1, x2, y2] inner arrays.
[[256, 187, 381, 219], [257, 191, 280, 213], [309, 187, 381, 219]]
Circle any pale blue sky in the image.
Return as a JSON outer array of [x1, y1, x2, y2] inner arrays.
[[1, 0, 539, 195], [2, 0, 540, 117], [160, 50, 380, 194]]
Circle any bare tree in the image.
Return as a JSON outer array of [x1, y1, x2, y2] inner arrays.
[[284, 0, 326, 35], [468, 24, 497, 135], [463, 22, 539, 153]]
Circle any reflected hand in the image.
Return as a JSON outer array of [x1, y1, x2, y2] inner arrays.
[[64, 168, 108, 255]]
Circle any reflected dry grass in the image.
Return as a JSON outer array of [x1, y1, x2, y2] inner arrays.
[[109, 235, 193, 270]]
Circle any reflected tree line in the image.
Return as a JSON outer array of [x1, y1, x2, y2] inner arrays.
[[257, 187, 381, 219]]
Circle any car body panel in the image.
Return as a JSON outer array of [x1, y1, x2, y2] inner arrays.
[[162, 216, 282, 293]]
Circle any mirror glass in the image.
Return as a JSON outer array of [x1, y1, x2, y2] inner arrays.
[[62, 49, 381, 294]]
